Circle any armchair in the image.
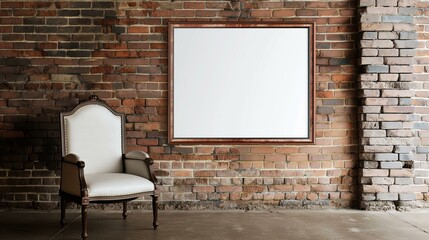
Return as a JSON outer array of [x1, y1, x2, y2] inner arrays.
[[59, 95, 158, 239]]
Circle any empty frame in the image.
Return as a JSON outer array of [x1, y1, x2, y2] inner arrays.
[[168, 22, 315, 144]]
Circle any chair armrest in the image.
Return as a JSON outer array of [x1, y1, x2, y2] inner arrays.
[[60, 154, 88, 197], [123, 151, 157, 184], [125, 151, 150, 160]]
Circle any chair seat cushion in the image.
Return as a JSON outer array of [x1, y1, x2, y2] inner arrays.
[[85, 173, 154, 198]]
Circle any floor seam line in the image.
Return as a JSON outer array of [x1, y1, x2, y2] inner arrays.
[[387, 212, 429, 235], [49, 214, 81, 240]]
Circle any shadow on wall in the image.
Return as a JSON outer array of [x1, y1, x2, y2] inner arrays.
[[0, 115, 61, 170], [0, 113, 62, 209], [0, 1, 126, 209]]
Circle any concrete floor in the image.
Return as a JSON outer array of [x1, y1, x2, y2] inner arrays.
[[1, 209, 429, 240]]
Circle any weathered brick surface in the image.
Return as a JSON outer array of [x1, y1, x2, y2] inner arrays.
[[358, 0, 429, 210], [415, 0, 429, 205], [0, 1, 359, 209], [4, 0, 429, 210]]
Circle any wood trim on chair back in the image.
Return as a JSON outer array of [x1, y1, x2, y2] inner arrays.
[[60, 96, 126, 174]]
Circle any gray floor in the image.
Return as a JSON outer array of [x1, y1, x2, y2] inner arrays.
[[1, 209, 429, 240]]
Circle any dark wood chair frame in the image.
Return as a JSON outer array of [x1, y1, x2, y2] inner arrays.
[[59, 95, 158, 240]]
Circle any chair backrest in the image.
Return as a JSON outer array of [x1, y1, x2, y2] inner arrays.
[[60, 96, 125, 174]]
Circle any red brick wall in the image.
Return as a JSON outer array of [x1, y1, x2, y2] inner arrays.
[[0, 1, 359, 209]]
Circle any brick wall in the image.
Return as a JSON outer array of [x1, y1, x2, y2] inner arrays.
[[358, 0, 429, 210], [415, 0, 429, 204], [0, 0, 364, 210]]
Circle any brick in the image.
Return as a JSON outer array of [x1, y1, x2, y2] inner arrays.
[[360, 40, 394, 48], [399, 32, 417, 40], [193, 186, 215, 193], [395, 177, 413, 185], [217, 186, 242, 193], [390, 169, 413, 177], [92, 2, 114, 8], [361, 106, 381, 113], [380, 162, 402, 169], [379, 49, 399, 56], [361, 90, 380, 98], [360, 57, 383, 65], [382, 16, 413, 24], [390, 185, 427, 193], [369, 138, 413, 145], [363, 185, 388, 193], [377, 193, 398, 200], [417, 146, 429, 153], [394, 146, 414, 153], [378, 32, 399, 39], [394, 40, 418, 48], [170, 170, 192, 178], [383, 106, 414, 113], [362, 32, 377, 40], [398, 7, 417, 15], [272, 9, 295, 17], [360, 15, 381, 23], [399, 74, 414, 81], [361, 49, 378, 56], [13, 26, 34, 33], [296, 9, 317, 16], [379, 74, 399, 81], [363, 98, 398, 106], [387, 130, 414, 137], [360, 23, 393, 31], [398, 0, 417, 7], [414, 122, 429, 130], [375, 153, 399, 161], [365, 7, 398, 15], [322, 99, 344, 105], [362, 193, 376, 201], [365, 65, 389, 73], [58, 10, 80, 16], [399, 193, 416, 201], [390, 65, 414, 73], [372, 177, 395, 185], [363, 145, 394, 153], [359, 0, 376, 7], [362, 169, 389, 177], [382, 90, 414, 97], [385, 57, 413, 65], [362, 130, 386, 137], [393, 23, 416, 32], [317, 107, 334, 114], [399, 49, 416, 56], [377, 0, 398, 6]]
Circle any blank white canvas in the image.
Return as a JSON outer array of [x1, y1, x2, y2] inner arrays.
[[173, 27, 309, 139]]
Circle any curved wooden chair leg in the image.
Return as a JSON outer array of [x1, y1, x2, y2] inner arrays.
[[123, 201, 128, 220], [81, 205, 88, 240], [60, 198, 66, 227], [152, 195, 158, 230]]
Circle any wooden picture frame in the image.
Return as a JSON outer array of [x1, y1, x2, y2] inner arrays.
[[168, 21, 315, 144]]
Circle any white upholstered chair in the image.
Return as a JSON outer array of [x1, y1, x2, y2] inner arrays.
[[59, 95, 158, 240]]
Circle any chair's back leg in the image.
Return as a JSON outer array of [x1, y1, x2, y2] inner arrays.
[[151, 195, 158, 229], [60, 198, 66, 227], [81, 205, 88, 240], [123, 201, 128, 220]]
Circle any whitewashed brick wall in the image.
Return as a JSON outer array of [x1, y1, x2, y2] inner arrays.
[[358, 0, 429, 210]]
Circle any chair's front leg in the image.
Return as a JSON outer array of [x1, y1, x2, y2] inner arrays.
[[152, 195, 158, 230], [123, 202, 128, 220], [81, 205, 88, 240], [60, 198, 66, 227]]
